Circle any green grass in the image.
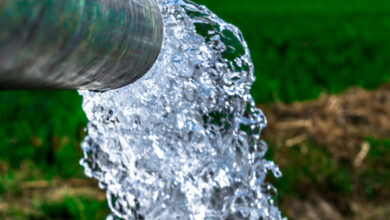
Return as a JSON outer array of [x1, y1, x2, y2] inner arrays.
[[0, 91, 87, 179], [360, 137, 390, 199], [0, 91, 107, 219], [195, 0, 390, 102], [265, 137, 390, 218], [265, 142, 352, 199], [39, 196, 109, 220]]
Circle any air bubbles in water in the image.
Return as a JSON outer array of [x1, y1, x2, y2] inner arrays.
[[79, 0, 285, 219]]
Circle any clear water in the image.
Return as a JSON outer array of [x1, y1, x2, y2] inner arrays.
[[79, 0, 284, 219]]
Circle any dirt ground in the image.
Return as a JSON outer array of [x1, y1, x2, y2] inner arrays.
[[261, 84, 390, 162], [260, 84, 390, 220]]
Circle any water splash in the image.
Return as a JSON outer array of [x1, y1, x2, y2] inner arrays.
[[79, 0, 284, 219]]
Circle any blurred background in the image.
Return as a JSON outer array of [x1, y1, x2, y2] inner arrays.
[[1, 0, 389, 219]]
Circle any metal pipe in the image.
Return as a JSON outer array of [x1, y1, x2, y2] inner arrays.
[[0, 0, 163, 90]]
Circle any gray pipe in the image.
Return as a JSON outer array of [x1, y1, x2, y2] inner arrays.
[[0, 0, 163, 90]]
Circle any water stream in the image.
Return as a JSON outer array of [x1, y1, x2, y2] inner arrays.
[[79, 0, 284, 219]]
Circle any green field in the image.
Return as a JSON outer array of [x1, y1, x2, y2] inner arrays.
[[1, 0, 390, 218], [197, 0, 390, 102]]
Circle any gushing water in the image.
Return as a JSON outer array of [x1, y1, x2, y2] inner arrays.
[[79, 0, 284, 219]]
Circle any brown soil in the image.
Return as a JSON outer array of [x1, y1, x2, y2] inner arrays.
[[260, 84, 390, 164], [259, 84, 390, 220]]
